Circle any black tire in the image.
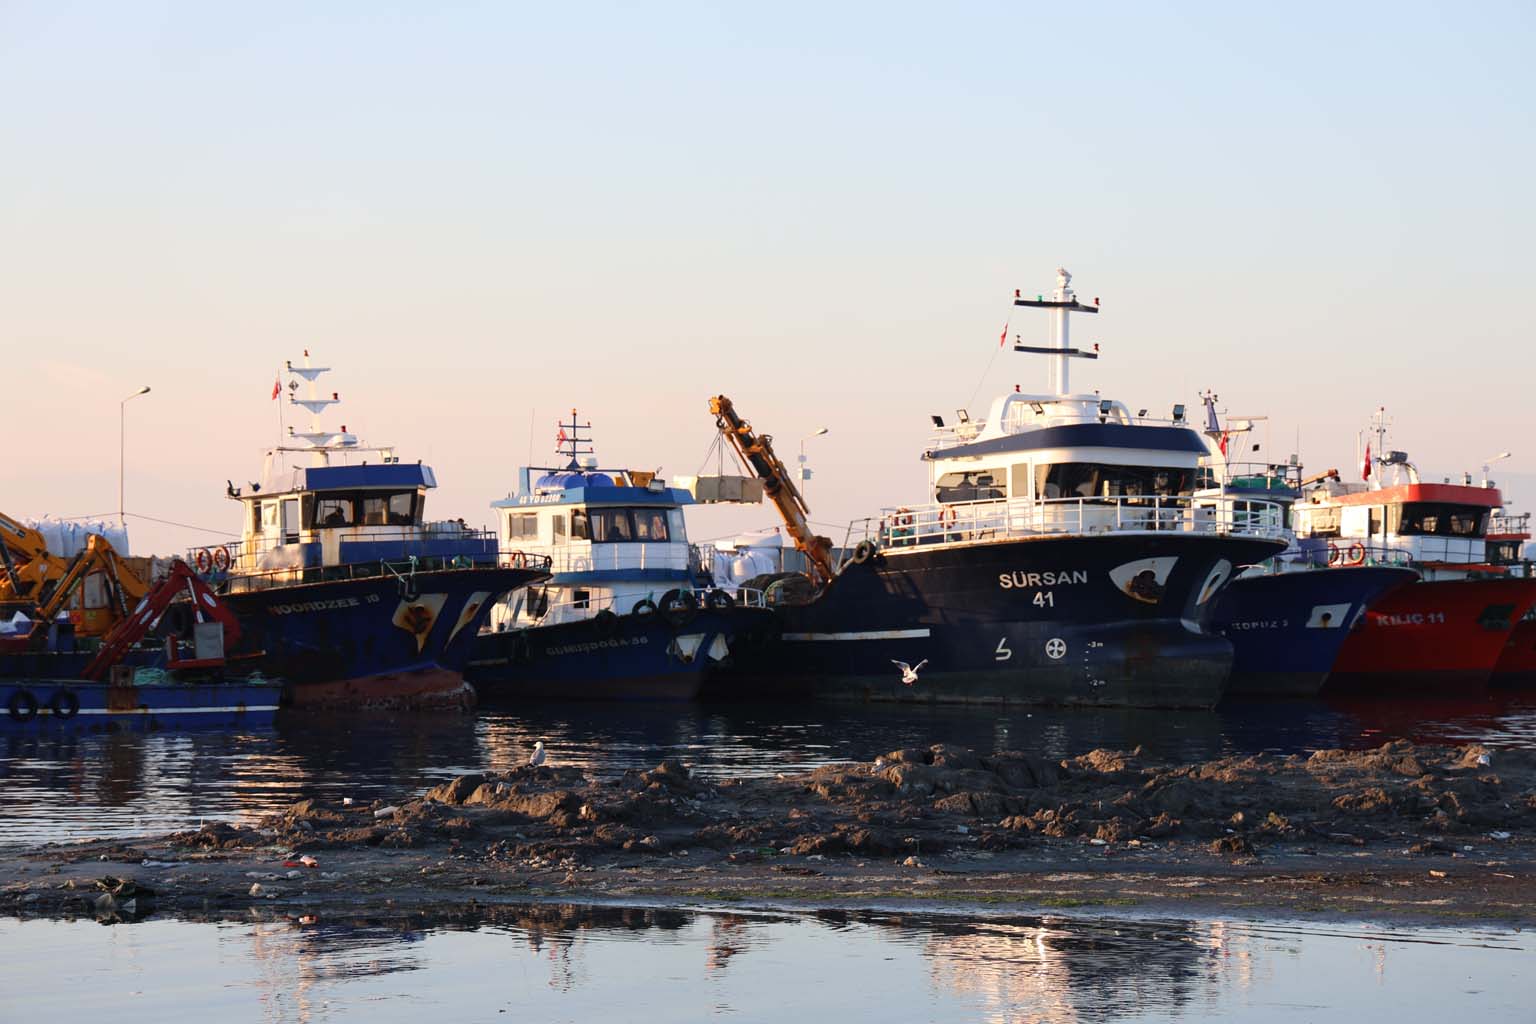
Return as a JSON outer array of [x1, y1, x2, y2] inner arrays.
[[592, 609, 621, 638], [7, 690, 38, 722], [50, 689, 80, 720], [631, 598, 658, 618], [851, 540, 876, 564], [705, 589, 734, 610], [659, 589, 699, 628]]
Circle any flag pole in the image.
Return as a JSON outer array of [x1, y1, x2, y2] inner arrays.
[[277, 366, 286, 444]]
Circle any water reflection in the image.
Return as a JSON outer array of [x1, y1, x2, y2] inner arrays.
[[3, 693, 1535, 846], [2, 906, 1529, 1024]]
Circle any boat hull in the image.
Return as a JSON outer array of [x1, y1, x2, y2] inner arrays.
[[731, 533, 1286, 709], [0, 676, 280, 730], [468, 605, 776, 702], [223, 567, 544, 710], [1492, 615, 1536, 687], [1325, 578, 1536, 694], [1213, 566, 1418, 697]]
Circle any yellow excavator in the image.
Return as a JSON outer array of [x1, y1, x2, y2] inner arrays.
[[0, 513, 152, 639], [709, 395, 836, 588]]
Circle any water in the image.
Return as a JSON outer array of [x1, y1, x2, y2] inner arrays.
[[2, 694, 1534, 847], [2, 906, 1530, 1022]]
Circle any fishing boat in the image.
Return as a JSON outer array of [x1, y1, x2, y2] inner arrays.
[[186, 354, 551, 710], [1196, 400, 1418, 697], [2, 558, 280, 729], [1483, 508, 1534, 687], [1291, 413, 1536, 693], [713, 269, 1289, 709], [466, 410, 774, 701]]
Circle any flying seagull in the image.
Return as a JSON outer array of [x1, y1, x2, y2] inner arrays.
[[529, 740, 547, 767], [891, 659, 928, 686]]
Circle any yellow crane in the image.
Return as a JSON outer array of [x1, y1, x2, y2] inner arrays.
[[709, 395, 836, 588], [0, 513, 152, 638]]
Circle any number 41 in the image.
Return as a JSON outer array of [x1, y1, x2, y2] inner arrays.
[[1033, 591, 1054, 608]]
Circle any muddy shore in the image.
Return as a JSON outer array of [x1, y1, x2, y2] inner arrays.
[[4, 740, 1534, 928]]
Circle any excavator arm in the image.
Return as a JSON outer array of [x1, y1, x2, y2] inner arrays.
[[0, 512, 53, 599], [709, 395, 836, 587], [23, 534, 152, 636], [82, 558, 242, 680]]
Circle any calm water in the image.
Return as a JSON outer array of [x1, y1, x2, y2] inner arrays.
[[2, 694, 1534, 846], [2, 906, 1530, 1023]]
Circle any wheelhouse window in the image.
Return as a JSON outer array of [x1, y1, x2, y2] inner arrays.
[[387, 492, 417, 525], [507, 512, 539, 541], [313, 495, 355, 527], [1394, 502, 1489, 538], [1034, 463, 1191, 502], [934, 468, 1006, 503], [586, 507, 671, 543]]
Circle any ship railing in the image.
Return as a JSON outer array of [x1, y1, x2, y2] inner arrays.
[[496, 584, 768, 629], [1490, 511, 1531, 538], [1273, 539, 1415, 571], [852, 493, 1288, 553], [496, 542, 692, 575], [189, 528, 525, 594]]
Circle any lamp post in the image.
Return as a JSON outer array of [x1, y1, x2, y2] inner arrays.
[[798, 427, 829, 502], [1482, 451, 1512, 489], [120, 386, 151, 527]]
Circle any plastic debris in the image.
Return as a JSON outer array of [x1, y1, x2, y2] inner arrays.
[[374, 805, 400, 820], [1489, 831, 1512, 841]]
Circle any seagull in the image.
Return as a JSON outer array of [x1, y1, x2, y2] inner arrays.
[[891, 659, 928, 686], [529, 740, 547, 767]]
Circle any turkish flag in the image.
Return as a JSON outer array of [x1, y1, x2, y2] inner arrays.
[[1362, 443, 1372, 481], [271, 378, 281, 400]]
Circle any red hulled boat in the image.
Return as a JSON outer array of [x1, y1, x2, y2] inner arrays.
[[1486, 509, 1536, 686], [1292, 421, 1536, 693]]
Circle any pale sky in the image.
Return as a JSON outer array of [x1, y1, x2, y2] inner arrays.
[[4, 2, 1534, 554]]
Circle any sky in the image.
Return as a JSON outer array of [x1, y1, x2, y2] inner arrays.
[[3, 1, 1534, 554]]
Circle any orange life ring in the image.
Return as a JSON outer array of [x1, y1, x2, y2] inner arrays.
[[211, 546, 232, 572], [194, 549, 213, 574], [938, 506, 957, 529], [1345, 542, 1366, 566], [1326, 542, 1341, 567]]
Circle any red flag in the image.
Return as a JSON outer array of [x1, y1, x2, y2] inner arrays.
[[271, 378, 281, 400], [999, 322, 1009, 348], [1362, 443, 1372, 481], [1218, 432, 1229, 457], [556, 427, 567, 444]]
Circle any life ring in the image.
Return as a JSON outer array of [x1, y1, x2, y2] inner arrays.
[[7, 690, 38, 722], [631, 598, 658, 618], [1327, 543, 1342, 567], [659, 589, 699, 628], [211, 546, 232, 572], [851, 540, 876, 564], [194, 549, 213, 574], [706, 589, 734, 610], [49, 689, 80, 720], [592, 609, 621, 638], [938, 506, 957, 530], [1345, 542, 1366, 566]]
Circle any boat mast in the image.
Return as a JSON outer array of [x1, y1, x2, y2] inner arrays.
[[1012, 268, 1100, 395]]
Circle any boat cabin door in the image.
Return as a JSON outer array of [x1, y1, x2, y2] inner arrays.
[[281, 498, 301, 545]]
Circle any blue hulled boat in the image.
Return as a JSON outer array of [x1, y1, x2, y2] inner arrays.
[[1197, 401, 1417, 696], [466, 410, 773, 701], [189, 354, 551, 710]]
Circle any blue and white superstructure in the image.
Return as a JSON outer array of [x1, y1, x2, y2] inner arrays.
[[191, 353, 551, 709], [466, 410, 773, 701]]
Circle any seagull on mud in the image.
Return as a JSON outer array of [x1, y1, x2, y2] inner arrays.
[[891, 659, 928, 686], [529, 740, 547, 767]]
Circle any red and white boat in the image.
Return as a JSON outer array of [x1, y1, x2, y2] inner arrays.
[[1291, 412, 1536, 693]]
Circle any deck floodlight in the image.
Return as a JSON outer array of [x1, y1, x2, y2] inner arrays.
[[956, 409, 970, 424], [1172, 404, 1186, 422], [1137, 408, 1148, 418], [931, 414, 945, 428], [1028, 402, 1045, 415], [1098, 398, 1113, 424]]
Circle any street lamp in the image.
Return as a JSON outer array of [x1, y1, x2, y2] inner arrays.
[[798, 426, 829, 503], [1482, 451, 1512, 488], [120, 386, 151, 527]]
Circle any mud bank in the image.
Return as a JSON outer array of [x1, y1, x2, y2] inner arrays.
[[4, 741, 1534, 927]]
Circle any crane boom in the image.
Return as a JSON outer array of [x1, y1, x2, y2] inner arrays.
[[709, 395, 836, 587]]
